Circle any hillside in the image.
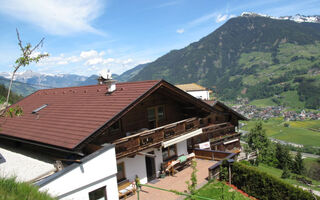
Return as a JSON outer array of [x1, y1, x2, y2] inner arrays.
[[131, 14, 320, 109], [0, 76, 37, 97]]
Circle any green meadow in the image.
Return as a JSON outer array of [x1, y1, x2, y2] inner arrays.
[[242, 118, 320, 147]]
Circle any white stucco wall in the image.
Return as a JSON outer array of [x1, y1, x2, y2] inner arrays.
[[187, 90, 210, 100], [39, 145, 118, 200], [0, 146, 55, 182], [118, 148, 163, 184], [176, 140, 188, 156], [118, 140, 188, 185]]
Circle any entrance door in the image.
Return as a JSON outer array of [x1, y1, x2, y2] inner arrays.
[[145, 151, 156, 181]]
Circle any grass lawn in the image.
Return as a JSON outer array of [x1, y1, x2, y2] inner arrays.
[[242, 118, 320, 147], [256, 163, 320, 192], [191, 180, 251, 200], [0, 177, 56, 200]]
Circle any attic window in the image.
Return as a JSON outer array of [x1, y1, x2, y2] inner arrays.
[[32, 104, 48, 114]]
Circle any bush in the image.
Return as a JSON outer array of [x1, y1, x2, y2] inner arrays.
[[232, 162, 316, 200], [281, 166, 291, 179]]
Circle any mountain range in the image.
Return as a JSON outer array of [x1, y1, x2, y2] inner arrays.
[[0, 63, 147, 97], [130, 13, 320, 109], [1, 13, 320, 109]]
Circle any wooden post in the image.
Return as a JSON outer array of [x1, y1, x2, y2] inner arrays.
[[228, 164, 231, 185]]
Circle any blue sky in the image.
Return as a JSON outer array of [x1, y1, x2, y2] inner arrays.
[[0, 0, 319, 76]]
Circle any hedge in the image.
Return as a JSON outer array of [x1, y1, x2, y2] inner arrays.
[[232, 162, 317, 200]]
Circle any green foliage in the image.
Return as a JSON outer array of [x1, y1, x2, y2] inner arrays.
[[192, 180, 250, 200], [275, 143, 292, 169], [232, 162, 316, 200], [247, 121, 276, 165], [219, 160, 229, 182], [0, 177, 56, 200], [186, 160, 198, 196], [5, 105, 23, 117], [297, 78, 320, 109], [281, 165, 291, 179], [293, 151, 304, 175]]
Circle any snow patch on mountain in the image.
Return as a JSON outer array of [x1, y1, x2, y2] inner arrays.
[[241, 12, 320, 24]]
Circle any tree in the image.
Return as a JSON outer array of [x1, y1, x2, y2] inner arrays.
[[293, 151, 304, 175], [281, 164, 291, 179], [0, 29, 48, 115], [275, 143, 292, 169], [247, 121, 272, 164], [186, 160, 198, 197]]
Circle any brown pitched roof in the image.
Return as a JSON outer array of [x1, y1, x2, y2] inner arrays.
[[0, 80, 161, 150]]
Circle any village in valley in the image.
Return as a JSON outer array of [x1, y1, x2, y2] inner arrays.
[[0, 1, 320, 200]]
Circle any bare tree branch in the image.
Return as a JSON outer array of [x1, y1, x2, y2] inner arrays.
[[0, 29, 49, 116], [31, 37, 45, 53]]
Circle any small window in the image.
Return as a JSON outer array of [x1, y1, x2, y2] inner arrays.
[[117, 162, 126, 182], [162, 145, 177, 161], [32, 104, 48, 114], [147, 105, 165, 128], [89, 186, 107, 200], [110, 121, 120, 132]]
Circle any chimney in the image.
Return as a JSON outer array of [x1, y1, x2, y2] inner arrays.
[[98, 69, 116, 93]]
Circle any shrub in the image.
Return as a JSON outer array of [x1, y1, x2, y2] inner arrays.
[[232, 162, 316, 200]]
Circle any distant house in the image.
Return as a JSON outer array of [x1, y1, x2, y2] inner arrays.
[[0, 78, 246, 200], [175, 83, 212, 100]]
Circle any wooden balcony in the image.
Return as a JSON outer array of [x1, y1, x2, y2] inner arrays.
[[113, 117, 235, 159]]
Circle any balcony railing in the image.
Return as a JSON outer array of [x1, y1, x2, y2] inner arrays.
[[113, 117, 235, 159]]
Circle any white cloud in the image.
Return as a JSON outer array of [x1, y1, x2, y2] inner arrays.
[[216, 14, 228, 23], [36, 50, 148, 75], [80, 50, 99, 59], [0, 0, 105, 35], [176, 29, 185, 34]]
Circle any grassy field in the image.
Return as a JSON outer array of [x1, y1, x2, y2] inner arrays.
[[249, 91, 305, 109], [192, 180, 250, 200], [242, 118, 320, 147], [303, 157, 320, 182], [255, 163, 320, 192], [0, 177, 56, 200]]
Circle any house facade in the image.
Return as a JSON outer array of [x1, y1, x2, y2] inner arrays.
[[0, 79, 246, 199], [175, 83, 212, 100]]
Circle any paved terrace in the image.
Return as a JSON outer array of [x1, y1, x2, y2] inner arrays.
[[127, 159, 217, 200]]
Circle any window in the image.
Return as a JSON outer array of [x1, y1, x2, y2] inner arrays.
[[89, 186, 107, 200], [147, 105, 165, 128], [110, 121, 120, 132], [32, 104, 48, 114], [117, 162, 126, 182], [162, 145, 177, 161]]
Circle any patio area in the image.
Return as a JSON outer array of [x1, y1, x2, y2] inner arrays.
[[126, 158, 217, 200]]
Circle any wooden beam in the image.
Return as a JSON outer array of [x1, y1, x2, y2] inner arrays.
[[137, 152, 156, 158]]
